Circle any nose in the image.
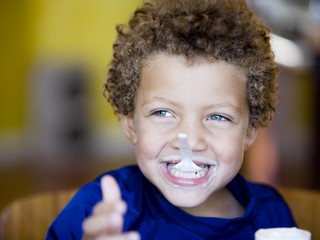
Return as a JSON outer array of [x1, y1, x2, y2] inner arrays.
[[171, 120, 208, 152]]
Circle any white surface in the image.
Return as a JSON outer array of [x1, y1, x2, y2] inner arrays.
[[255, 227, 311, 240]]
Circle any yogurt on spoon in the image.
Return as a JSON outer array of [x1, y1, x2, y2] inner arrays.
[[161, 133, 217, 187]]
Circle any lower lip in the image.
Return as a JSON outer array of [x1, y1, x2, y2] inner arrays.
[[160, 163, 216, 187]]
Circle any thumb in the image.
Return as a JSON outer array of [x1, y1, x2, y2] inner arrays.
[[101, 175, 122, 203]]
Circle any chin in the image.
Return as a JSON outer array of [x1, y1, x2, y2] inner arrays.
[[161, 185, 210, 208]]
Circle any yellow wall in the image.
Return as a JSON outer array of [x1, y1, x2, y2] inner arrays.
[[0, 0, 142, 133], [0, 2, 29, 132]]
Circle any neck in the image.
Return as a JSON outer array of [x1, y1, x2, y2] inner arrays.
[[181, 188, 245, 218]]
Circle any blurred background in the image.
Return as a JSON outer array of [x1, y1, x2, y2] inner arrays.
[[0, 0, 319, 212]]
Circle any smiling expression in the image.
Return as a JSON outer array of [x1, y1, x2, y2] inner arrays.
[[120, 53, 258, 216]]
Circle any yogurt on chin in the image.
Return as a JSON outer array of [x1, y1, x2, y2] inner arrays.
[[255, 227, 311, 240]]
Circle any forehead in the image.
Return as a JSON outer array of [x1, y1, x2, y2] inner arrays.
[[138, 53, 248, 107], [142, 52, 246, 77], [141, 53, 247, 86]]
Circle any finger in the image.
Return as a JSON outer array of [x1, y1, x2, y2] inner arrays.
[[82, 212, 123, 235], [101, 175, 122, 203], [93, 200, 127, 215]]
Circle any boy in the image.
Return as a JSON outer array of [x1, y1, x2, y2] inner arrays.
[[47, 0, 296, 239]]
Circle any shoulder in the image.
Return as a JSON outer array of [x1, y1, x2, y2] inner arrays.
[[75, 165, 143, 202], [230, 175, 296, 227], [246, 180, 287, 209], [249, 182, 282, 200], [94, 165, 144, 193], [247, 181, 296, 227], [95, 164, 142, 183], [230, 174, 283, 206]]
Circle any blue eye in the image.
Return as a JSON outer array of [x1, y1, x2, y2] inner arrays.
[[152, 110, 173, 117], [207, 114, 228, 121]]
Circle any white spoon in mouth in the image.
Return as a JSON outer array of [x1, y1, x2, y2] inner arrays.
[[173, 133, 202, 172]]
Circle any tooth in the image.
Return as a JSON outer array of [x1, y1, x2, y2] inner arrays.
[[168, 165, 209, 179]]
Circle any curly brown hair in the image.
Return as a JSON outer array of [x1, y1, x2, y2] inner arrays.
[[104, 0, 279, 128]]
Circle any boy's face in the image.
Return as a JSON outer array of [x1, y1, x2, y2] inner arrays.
[[121, 53, 258, 213]]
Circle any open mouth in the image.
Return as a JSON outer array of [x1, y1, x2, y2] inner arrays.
[[167, 163, 210, 178], [159, 157, 217, 187]]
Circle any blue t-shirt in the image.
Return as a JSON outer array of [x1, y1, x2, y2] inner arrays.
[[46, 165, 296, 240]]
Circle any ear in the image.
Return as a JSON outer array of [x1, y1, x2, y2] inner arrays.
[[244, 126, 259, 150], [119, 114, 137, 145]]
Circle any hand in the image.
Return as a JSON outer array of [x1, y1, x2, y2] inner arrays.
[[82, 175, 140, 240]]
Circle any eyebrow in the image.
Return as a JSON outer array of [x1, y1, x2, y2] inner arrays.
[[140, 96, 179, 108], [207, 103, 242, 111], [142, 96, 243, 113]]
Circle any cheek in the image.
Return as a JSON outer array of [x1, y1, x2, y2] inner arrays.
[[134, 132, 163, 182], [134, 129, 160, 163], [217, 148, 244, 182], [217, 136, 245, 166], [222, 148, 244, 166]]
